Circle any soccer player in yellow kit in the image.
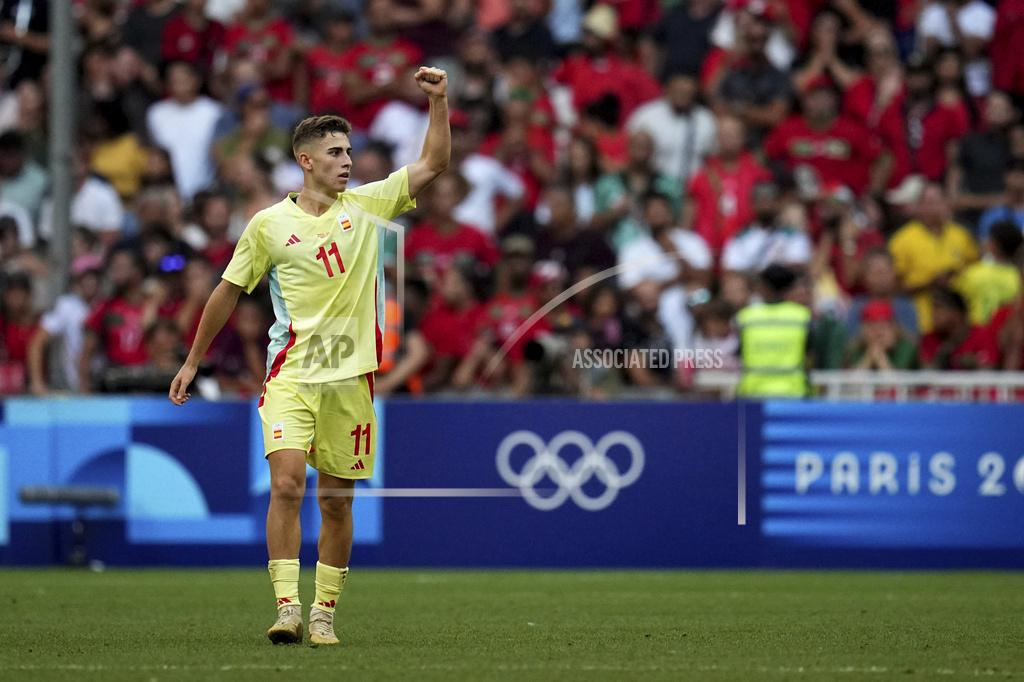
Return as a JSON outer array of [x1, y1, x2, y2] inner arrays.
[[168, 66, 450, 646]]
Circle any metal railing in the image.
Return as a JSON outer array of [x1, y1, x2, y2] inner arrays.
[[693, 370, 1024, 402]]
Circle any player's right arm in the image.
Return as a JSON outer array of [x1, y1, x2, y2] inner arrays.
[[169, 213, 271, 405], [168, 281, 243, 405]]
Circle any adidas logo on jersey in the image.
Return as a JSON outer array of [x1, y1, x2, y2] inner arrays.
[[285, 234, 302, 246], [350, 460, 365, 471]]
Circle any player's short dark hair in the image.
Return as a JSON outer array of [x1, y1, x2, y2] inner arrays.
[[291, 115, 352, 156], [989, 220, 1024, 259]]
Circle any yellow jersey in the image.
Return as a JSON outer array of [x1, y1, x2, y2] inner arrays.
[[955, 259, 1022, 325], [888, 220, 978, 332], [223, 168, 416, 384]]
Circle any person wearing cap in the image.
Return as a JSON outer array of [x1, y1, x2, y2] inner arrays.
[[919, 288, 998, 369], [889, 182, 978, 332], [552, 4, 662, 126], [764, 78, 890, 197], [735, 264, 812, 398], [954, 220, 1023, 325], [842, 298, 918, 370]]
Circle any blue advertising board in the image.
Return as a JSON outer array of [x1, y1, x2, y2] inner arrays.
[[0, 397, 1023, 568]]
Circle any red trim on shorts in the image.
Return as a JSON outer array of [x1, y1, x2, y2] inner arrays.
[[366, 372, 374, 401], [258, 323, 296, 407]]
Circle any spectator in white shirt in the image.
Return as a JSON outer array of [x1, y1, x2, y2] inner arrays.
[[448, 112, 525, 236], [722, 181, 812, 274], [618, 192, 713, 350], [626, 72, 716, 183], [26, 264, 102, 394], [39, 149, 124, 246], [146, 61, 223, 200]]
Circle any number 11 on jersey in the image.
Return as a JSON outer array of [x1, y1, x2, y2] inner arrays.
[[316, 242, 345, 277]]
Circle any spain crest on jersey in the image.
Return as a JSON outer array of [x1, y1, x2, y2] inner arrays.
[[339, 213, 353, 231]]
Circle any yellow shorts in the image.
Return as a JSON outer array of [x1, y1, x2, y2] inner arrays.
[[258, 373, 377, 479]]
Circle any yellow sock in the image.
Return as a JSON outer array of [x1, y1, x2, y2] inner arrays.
[[313, 561, 349, 614], [268, 559, 300, 608]]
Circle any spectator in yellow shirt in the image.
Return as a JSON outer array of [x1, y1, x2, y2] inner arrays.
[[955, 220, 1023, 325], [888, 183, 979, 332]]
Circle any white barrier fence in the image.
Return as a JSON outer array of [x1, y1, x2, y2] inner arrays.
[[693, 370, 1024, 402]]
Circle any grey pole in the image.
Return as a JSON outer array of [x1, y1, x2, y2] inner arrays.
[[47, 0, 75, 298]]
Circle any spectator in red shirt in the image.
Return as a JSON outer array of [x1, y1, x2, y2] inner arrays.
[[552, 4, 662, 126], [161, 0, 226, 71], [0, 272, 38, 395], [845, 38, 969, 185], [418, 263, 486, 391], [338, 0, 424, 132], [598, 0, 662, 33], [991, 0, 1024, 97], [405, 171, 500, 287], [303, 9, 356, 115], [765, 81, 890, 197], [454, 235, 549, 392], [919, 288, 999, 369], [79, 248, 153, 392], [687, 114, 772, 255], [223, 0, 296, 102]]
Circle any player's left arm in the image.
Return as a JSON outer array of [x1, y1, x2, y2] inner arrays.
[[407, 66, 451, 200]]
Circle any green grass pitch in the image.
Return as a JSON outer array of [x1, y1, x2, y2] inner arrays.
[[1, 569, 1022, 680]]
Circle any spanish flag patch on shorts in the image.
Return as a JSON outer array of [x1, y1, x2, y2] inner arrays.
[[272, 422, 284, 440]]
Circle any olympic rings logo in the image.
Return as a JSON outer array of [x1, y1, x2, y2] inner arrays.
[[496, 430, 645, 511]]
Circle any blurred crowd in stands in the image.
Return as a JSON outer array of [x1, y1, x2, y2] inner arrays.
[[2, 0, 1024, 397]]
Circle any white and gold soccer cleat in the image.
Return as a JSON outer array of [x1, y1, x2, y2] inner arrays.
[[308, 607, 339, 647], [267, 604, 303, 644]]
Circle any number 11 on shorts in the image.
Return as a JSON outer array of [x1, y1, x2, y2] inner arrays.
[[350, 423, 371, 456]]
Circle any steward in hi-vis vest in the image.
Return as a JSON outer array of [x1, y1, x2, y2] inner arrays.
[[736, 264, 812, 398]]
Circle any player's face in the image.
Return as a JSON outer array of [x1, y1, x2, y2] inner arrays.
[[303, 132, 353, 194]]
